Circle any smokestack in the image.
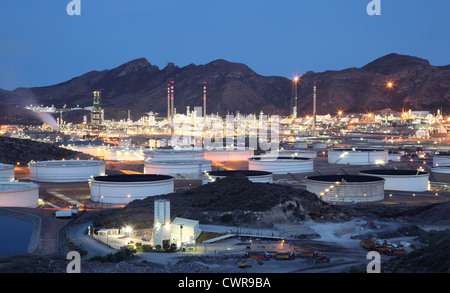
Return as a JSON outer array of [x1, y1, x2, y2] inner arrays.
[[167, 83, 171, 120], [313, 82, 317, 130], [203, 82, 207, 119], [170, 81, 174, 118]]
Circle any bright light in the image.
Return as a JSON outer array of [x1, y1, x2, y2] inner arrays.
[[387, 81, 394, 88], [293, 76, 299, 82], [122, 226, 133, 233]]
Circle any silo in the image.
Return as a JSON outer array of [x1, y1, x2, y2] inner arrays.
[[248, 156, 314, 174], [306, 175, 385, 203], [359, 169, 429, 192], [0, 164, 15, 182]]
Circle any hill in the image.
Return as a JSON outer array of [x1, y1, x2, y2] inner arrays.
[[0, 137, 92, 165]]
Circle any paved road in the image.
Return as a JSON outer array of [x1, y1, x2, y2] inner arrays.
[[66, 222, 116, 259]]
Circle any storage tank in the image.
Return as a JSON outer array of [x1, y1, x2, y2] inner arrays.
[[359, 169, 429, 192], [306, 175, 385, 203], [202, 170, 273, 185], [312, 142, 327, 149], [248, 156, 314, 174], [30, 160, 105, 183], [327, 148, 388, 165], [90, 174, 174, 204], [0, 182, 39, 208], [204, 148, 254, 162], [143, 149, 205, 161], [433, 153, 450, 167], [0, 164, 15, 182], [430, 166, 450, 183], [104, 148, 145, 161], [279, 150, 317, 158], [144, 159, 212, 180]]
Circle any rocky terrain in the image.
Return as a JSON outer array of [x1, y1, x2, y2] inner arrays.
[[0, 53, 449, 121], [0, 137, 92, 165]]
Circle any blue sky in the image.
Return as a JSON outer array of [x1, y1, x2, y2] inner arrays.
[[0, 0, 449, 90]]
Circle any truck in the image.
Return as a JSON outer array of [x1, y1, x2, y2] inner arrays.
[[360, 240, 376, 250], [274, 251, 295, 260], [243, 252, 271, 260], [300, 251, 319, 258]]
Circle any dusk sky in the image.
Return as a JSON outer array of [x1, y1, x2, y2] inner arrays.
[[1, 0, 449, 90]]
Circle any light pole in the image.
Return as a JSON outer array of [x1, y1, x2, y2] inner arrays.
[[179, 224, 184, 249]]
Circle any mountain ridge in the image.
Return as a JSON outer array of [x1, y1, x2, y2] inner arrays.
[[0, 53, 449, 120]]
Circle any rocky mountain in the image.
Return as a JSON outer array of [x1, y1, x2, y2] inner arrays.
[[0, 53, 449, 119]]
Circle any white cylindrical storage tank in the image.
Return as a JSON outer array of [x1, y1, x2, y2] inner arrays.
[[433, 153, 450, 167], [327, 148, 388, 165], [0, 164, 15, 182], [144, 159, 212, 180], [204, 149, 254, 162], [359, 170, 429, 192], [306, 175, 385, 203], [312, 142, 327, 149], [293, 142, 308, 149], [279, 150, 317, 158], [202, 170, 273, 185], [90, 174, 174, 204], [143, 149, 205, 161], [30, 160, 106, 183], [0, 182, 39, 208], [430, 166, 450, 183], [104, 148, 145, 161], [248, 156, 314, 174]]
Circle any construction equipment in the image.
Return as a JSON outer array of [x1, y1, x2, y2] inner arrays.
[[274, 251, 295, 260], [307, 256, 331, 264], [238, 257, 263, 268], [360, 239, 376, 250], [386, 248, 406, 256], [300, 251, 319, 258], [243, 251, 271, 260]]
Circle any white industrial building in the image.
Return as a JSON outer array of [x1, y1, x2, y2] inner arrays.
[[306, 175, 385, 203], [359, 169, 429, 192], [248, 156, 314, 174], [327, 148, 388, 165], [90, 174, 174, 204], [202, 170, 273, 185], [171, 217, 200, 248], [0, 182, 39, 208], [30, 160, 106, 183], [0, 164, 15, 182]]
